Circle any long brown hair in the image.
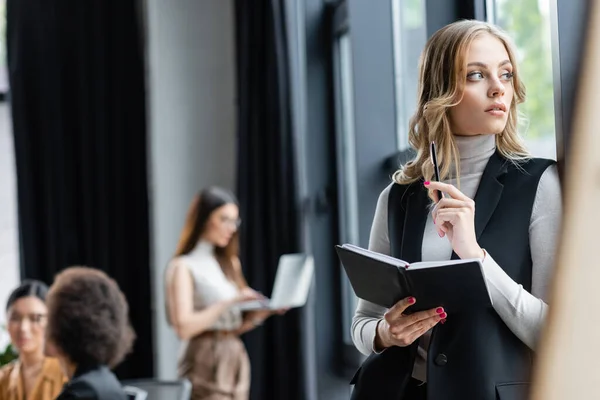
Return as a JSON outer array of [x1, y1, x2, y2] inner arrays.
[[394, 20, 530, 190], [174, 187, 245, 288]]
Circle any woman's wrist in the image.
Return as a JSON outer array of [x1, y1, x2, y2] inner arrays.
[[243, 312, 265, 327], [460, 246, 485, 260], [374, 319, 390, 351]]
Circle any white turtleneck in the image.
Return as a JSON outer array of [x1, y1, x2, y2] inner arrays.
[[178, 240, 243, 330], [351, 134, 562, 382]]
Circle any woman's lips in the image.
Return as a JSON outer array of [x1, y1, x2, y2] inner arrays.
[[486, 109, 505, 117]]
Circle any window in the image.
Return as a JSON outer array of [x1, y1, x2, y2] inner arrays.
[[490, 0, 557, 159], [391, 0, 427, 150], [333, 32, 360, 345]]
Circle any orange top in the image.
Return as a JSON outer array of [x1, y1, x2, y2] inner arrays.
[[0, 357, 66, 400]]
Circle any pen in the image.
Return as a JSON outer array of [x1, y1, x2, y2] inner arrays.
[[430, 141, 444, 201]]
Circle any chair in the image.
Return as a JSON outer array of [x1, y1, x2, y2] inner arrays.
[[123, 385, 148, 400], [121, 379, 192, 400]]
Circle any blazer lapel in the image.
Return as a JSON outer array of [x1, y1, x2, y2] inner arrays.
[[400, 182, 429, 263], [472, 151, 508, 240]]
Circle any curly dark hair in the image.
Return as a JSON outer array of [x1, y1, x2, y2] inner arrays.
[[46, 267, 136, 368]]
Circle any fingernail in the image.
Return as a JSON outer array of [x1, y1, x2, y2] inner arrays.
[[438, 232, 443, 238], [407, 297, 416, 304], [433, 218, 436, 225], [424, 181, 430, 185], [439, 312, 447, 319], [436, 307, 444, 314], [440, 319, 447, 324]]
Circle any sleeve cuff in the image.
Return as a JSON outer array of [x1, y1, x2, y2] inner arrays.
[[371, 319, 388, 354]]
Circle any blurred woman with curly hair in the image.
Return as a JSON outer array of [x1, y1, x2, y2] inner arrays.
[[45, 267, 135, 400]]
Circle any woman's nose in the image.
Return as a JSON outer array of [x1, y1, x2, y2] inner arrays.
[[488, 78, 506, 97], [19, 319, 31, 332]]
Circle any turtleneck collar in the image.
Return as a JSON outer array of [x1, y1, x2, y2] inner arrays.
[[451, 134, 496, 177], [188, 240, 215, 258]]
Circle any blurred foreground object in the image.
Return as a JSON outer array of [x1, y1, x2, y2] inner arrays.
[[531, 1, 600, 399]]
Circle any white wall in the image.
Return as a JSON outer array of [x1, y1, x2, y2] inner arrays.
[[0, 103, 20, 347], [145, 0, 237, 379]]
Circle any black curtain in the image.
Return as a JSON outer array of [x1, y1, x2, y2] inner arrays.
[[7, 0, 153, 379], [235, 1, 314, 399]]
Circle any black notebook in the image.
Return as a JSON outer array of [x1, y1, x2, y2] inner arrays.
[[335, 244, 493, 313]]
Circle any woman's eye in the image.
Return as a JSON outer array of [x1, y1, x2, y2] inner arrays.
[[467, 71, 484, 80], [501, 71, 514, 80]]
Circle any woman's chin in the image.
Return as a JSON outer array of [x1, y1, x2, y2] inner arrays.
[[18, 344, 39, 355]]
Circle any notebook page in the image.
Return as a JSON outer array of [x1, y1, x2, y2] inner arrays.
[[408, 258, 481, 270], [340, 244, 408, 267]]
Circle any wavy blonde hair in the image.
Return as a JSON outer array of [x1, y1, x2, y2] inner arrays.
[[393, 20, 530, 187]]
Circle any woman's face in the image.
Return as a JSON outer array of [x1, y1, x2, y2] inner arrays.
[[7, 296, 48, 355], [449, 33, 515, 136], [202, 203, 240, 247]]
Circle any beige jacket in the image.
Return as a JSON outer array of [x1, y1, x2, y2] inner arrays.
[[0, 357, 66, 400]]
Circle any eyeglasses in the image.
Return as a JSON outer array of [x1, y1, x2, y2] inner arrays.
[[219, 216, 242, 228], [8, 313, 47, 326]]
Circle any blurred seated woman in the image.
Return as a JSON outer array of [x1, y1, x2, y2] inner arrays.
[[45, 267, 135, 400], [0, 280, 66, 400]]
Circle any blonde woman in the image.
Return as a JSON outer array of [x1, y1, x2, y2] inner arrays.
[[351, 20, 561, 400]]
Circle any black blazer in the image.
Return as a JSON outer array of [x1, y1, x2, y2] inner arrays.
[[55, 365, 127, 400], [350, 153, 556, 400]]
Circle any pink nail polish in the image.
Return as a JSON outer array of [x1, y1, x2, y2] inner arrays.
[[424, 181, 431, 185], [436, 308, 444, 314], [407, 297, 416, 304], [439, 312, 447, 319], [438, 232, 443, 238], [440, 319, 447, 324]]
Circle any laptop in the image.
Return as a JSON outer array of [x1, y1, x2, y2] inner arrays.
[[237, 254, 314, 310]]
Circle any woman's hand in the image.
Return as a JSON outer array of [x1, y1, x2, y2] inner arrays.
[[376, 297, 446, 350], [233, 287, 266, 304], [425, 181, 485, 260], [273, 308, 289, 315]]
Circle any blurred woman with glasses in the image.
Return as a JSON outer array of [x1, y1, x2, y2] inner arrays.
[[165, 186, 285, 400], [0, 280, 66, 400]]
